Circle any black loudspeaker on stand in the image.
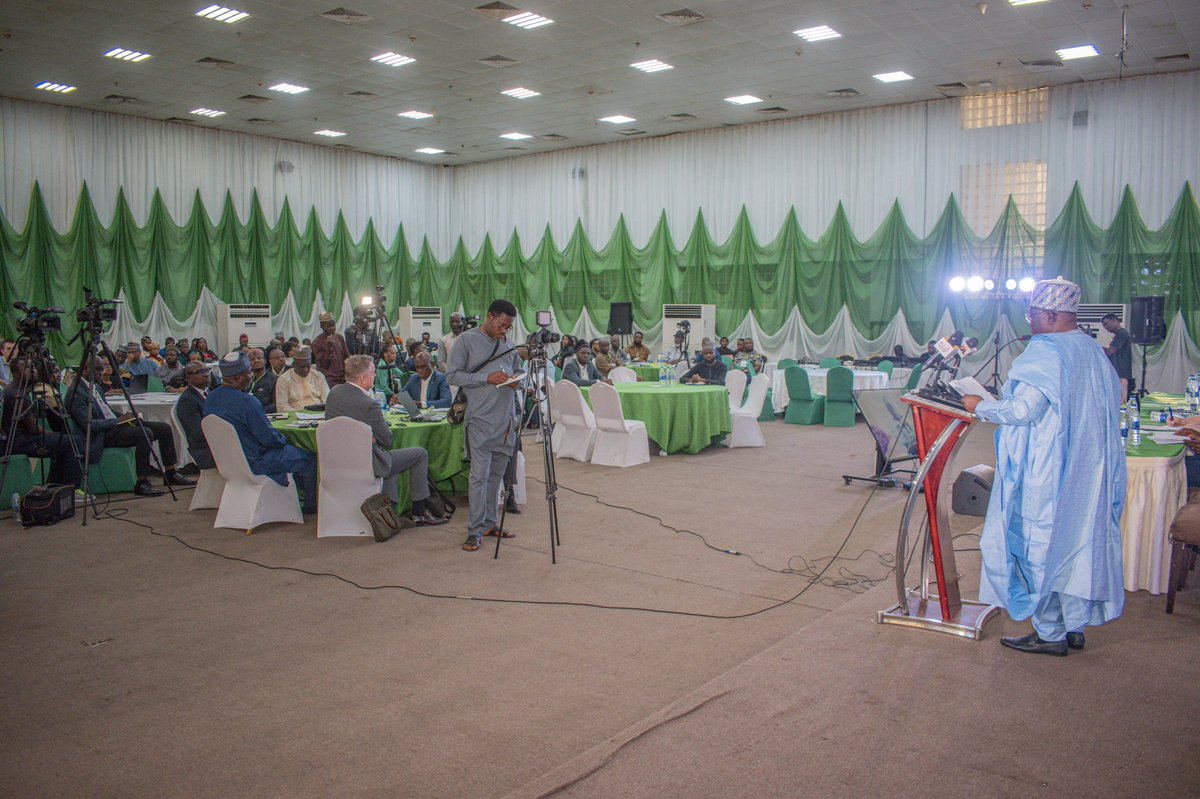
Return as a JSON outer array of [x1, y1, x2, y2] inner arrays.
[[607, 302, 633, 336], [1129, 296, 1164, 397]]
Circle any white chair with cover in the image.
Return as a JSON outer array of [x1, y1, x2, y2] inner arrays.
[[589, 382, 650, 467], [609, 366, 637, 384], [201, 415, 304, 534], [315, 416, 382, 538], [550, 380, 598, 462], [172, 401, 225, 511], [727, 373, 770, 448], [724, 369, 748, 413], [674, 361, 692, 381]]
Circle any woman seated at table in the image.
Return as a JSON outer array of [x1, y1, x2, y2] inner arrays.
[[397, 352, 452, 409]]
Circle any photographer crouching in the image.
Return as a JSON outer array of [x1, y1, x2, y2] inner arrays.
[[446, 300, 522, 552]]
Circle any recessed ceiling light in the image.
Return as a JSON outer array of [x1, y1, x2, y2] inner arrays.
[[269, 83, 309, 94], [1009, 0, 1051, 6], [501, 87, 540, 99], [599, 115, 636, 124], [191, 108, 226, 117], [504, 11, 554, 29], [500, 132, 533, 140], [194, 5, 249, 23], [873, 71, 914, 83], [370, 52, 415, 67], [104, 48, 152, 62], [415, 147, 445, 154], [793, 25, 841, 42], [398, 110, 434, 120], [35, 82, 76, 93], [631, 59, 674, 73], [314, 129, 346, 137], [1056, 45, 1099, 60], [724, 95, 762, 105]]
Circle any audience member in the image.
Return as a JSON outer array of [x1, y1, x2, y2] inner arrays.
[[281, 340, 297, 366], [681, 344, 727, 385], [174, 361, 215, 470], [693, 337, 718, 363], [312, 311, 350, 387], [404, 340, 426, 373], [733, 338, 767, 374], [274, 347, 329, 412], [625, 332, 649, 362], [918, 341, 937, 364], [246, 348, 277, 413], [400, 352, 452, 409], [609, 335, 631, 365], [562, 345, 609, 387], [553, 335, 578, 368], [205, 353, 317, 515], [1, 358, 84, 492], [441, 313, 466, 360], [189, 338, 217, 363], [67, 356, 193, 496], [325, 355, 446, 525], [593, 339, 621, 377], [124, 342, 157, 376], [144, 342, 165, 367], [374, 344, 408, 399], [155, 347, 185, 387], [0, 339, 14, 386], [268, 347, 287, 376], [718, 336, 734, 356]]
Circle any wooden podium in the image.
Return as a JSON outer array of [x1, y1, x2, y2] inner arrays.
[[876, 392, 1000, 639]]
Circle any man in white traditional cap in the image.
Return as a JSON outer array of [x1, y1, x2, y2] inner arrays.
[[311, 310, 350, 387], [961, 277, 1126, 656]]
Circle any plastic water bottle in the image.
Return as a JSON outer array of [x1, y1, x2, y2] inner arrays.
[[1190, 375, 1199, 414], [1119, 407, 1128, 443], [10, 492, 20, 516], [1130, 403, 1141, 446], [373, 389, 387, 410]]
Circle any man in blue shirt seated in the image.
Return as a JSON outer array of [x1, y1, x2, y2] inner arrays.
[[204, 352, 318, 515], [124, 343, 158, 377], [399, 352, 452, 409], [562, 345, 610, 387], [681, 344, 727, 385]]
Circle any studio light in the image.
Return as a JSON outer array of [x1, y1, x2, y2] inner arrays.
[[966, 275, 985, 293], [1005, 278, 1018, 291], [983, 278, 996, 291], [361, 295, 373, 306], [949, 276, 967, 293], [1018, 276, 1037, 292]]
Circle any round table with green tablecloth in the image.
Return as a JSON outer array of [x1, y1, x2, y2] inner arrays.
[[578, 383, 730, 454], [630, 364, 663, 382], [271, 411, 468, 511]]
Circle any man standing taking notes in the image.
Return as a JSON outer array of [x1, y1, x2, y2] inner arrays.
[[961, 277, 1126, 657], [1101, 313, 1133, 403], [446, 300, 523, 552]]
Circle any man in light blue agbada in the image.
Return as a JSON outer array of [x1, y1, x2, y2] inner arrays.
[[961, 277, 1126, 657]]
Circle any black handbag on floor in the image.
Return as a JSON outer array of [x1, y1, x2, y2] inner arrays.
[[20, 484, 75, 527]]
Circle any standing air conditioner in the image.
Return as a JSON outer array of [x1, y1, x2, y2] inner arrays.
[[1076, 303, 1126, 348], [216, 303, 272, 354], [662, 304, 717, 355], [396, 306, 444, 342]]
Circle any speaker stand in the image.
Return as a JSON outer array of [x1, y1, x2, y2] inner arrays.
[[1138, 343, 1150, 399]]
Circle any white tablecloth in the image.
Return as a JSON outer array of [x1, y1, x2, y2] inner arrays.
[[1121, 450, 1188, 594], [770, 367, 890, 413], [109, 393, 191, 468]]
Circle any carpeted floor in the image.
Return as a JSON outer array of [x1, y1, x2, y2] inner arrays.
[[1, 418, 1196, 798]]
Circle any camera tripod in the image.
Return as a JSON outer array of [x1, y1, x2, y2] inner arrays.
[[494, 347, 561, 563], [68, 314, 178, 524]]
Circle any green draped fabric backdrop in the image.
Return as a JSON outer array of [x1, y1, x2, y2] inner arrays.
[[2, 181, 1197, 360]]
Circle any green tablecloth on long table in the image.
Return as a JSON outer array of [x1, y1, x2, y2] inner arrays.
[[272, 411, 468, 511], [579, 383, 730, 454]]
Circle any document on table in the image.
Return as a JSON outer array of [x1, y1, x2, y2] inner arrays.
[[1143, 430, 1188, 444], [295, 413, 325, 420], [949, 376, 995, 402]]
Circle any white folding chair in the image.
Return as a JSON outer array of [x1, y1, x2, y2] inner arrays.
[[172, 401, 226, 510], [728, 373, 770, 448], [315, 416, 383, 538], [201, 415, 304, 533], [674, 361, 692, 380], [588, 383, 649, 467], [609, 366, 637, 384], [724, 369, 747, 413], [549, 380, 597, 462]]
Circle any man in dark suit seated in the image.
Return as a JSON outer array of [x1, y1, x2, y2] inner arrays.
[[67, 356, 194, 497], [561, 345, 610, 387], [398, 352, 452, 409], [174, 361, 216, 471], [246, 348, 276, 413], [326, 354, 447, 525]]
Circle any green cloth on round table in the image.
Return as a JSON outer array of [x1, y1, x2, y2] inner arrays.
[[579, 383, 731, 454], [631, 365, 661, 382], [271, 411, 468, 511], [1126, 438, 1185, 458]]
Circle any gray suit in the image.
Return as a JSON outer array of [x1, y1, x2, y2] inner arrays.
[[561, 358, 601, 386], [325, 383, 430, 506]]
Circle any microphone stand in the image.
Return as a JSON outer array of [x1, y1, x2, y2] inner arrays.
[[971, 335, 1028, 395]]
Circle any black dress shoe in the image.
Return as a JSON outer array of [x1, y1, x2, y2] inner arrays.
[[411, 510, 449, 526], [164, 472, 196, 486], [1000, 632, 1068, 657], [133, 480, 166, 497], [1066, 631, 1085, 650], [504, 498, 522, 515]]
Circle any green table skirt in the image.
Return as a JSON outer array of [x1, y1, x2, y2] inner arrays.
[[580, 383, 731, 454], [272, 412, 468, 511], [632, 365, 663, 382]]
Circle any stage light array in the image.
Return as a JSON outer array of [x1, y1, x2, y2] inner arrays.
[[948, 274, 1038, 295]]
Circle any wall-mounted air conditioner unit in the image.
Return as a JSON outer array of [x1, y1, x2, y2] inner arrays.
[[662, 304, 717, 353], [216, 303, 272, 354], [396, 306, 443, 342], [1077, 303, 1126, 348]]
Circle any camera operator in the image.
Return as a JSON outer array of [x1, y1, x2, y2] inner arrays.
[[446, 299, 523, 552], [0, 339, 14, 386], [2, 356, 84, 492]]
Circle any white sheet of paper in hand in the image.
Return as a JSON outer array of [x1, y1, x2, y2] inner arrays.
[[496, 372, 526, 388], [949, 376, 995, 402]]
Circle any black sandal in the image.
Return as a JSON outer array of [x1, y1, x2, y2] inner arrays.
[[483, 527, 515, 539], [462, 535, 481, 551]]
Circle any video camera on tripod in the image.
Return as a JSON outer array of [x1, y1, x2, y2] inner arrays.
[[461, 314, 481, 331], [75, 289, 121, 334], [673, 319, 691, 343], [526, 310, 561, 356]]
